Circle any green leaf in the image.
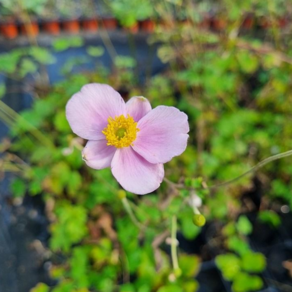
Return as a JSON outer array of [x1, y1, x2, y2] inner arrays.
[[51, 280, 74, 292], [236, 50, 259, 74], [258, 210, 281, 228], [182, 280, 199, 292], [70, 246, 89, 288], [86, 46, 105, 57], [0, 51, 22, 73], [114, 56, 136, 68], [216, 253, 241, 281], [179, 254, 200, 278], [120, 283, 136, 292], [52, 36, 83, 52], [19, 59, 38, 77], [236, 215, 252, 235], [30, 283, 50, 292], [180, 208, 201, 240], [29, 180, 42, 195], [232, 272, 263, 292], [222, 222, 236, 237], [157, 285, 183, 292], [54, 111, 71, 132], [29, 47, 56, 64], [50, 204, 88, 252], [11, 178, 26, 197], [67, 171, 82, 196], [241, 252, 266, 273], [227, 236, 249, 256]]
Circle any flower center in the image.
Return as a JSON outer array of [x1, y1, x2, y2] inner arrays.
[[102, 115, 139, 148]]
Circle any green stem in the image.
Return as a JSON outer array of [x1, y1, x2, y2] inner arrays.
[[209, 149, 292, 190], [100, 22, 117, 62], [0, 110, 14, 127], [122, 198, 145, 230], [0, 100, 54, 148], [171, 216, 179, 271], [164, 149, 292, 191], [193, 206, 200, 215]]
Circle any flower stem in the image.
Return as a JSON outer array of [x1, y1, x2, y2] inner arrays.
[[164, 149, 292, 190], [122, 198, 145, 230], [171, 216, 179, 271], [193, 206, 200, 215], [0, 100, 54, 148], [209, 149, 292, 189]]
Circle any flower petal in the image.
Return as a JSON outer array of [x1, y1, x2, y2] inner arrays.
[[66, 83, 126, 140], [126, 96, 152, 122], [133, 106, 189, 164], [111, 147, 164, 195], [82, 140, 116, 169]]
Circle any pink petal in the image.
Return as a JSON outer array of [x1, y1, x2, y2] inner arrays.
[[133, 106, 189, 164], [111, 147, 164, 195], [126, 96, 152, 121], [66, 83, 126, 140], [82, 140, 116, 169]]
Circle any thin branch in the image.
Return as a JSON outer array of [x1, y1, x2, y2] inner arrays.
[[164, 149, 292, 191], [171, 216, 179, 271], [121, 198, 146, 231]]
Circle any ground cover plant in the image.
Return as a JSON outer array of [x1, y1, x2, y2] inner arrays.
[[1, 0, 292, 291]]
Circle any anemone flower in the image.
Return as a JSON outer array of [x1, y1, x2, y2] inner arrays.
[[66, 83, 189, 195]]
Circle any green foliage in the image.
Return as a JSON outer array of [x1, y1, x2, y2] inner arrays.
[[11, 177, 26, 197], [236, 216, 252, 236], [3, 1, 292, 292], [114, 56, 137, 69], [217, 216, 266, 291], [109, 0, 154, 27], [258, 210, 281, 228], [52, 37, 84, 52], [241, 252, 266, 273], [30, 283, 50, 292], [86, 46, 105, 57], [50, 204, 88, 252], [216, 254, 241, 281], [179, 254, 200, 278], [227, 235, 250, 256], [180, 209, 201, 239], [232, 273, 263, 292], [0, 46, 55, 79], [216, 251, 266, 291]]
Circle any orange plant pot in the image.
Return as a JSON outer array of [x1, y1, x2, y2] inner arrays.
[[62, 19, 80, 33], [82, 19, 98, 32], [0, 22, 18, 39], [43, 20, 60, 35], [242, 16, 254, 29], [278, 17, 288, 28], [102, 18, 117, 30], [20, 22, 39, 36], [211, 18, 227, 30], [140, 19, 155, 33]]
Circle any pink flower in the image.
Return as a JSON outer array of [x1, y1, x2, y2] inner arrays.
[[66, 83, 189, 195]]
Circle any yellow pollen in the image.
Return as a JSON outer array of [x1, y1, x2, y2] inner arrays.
[[102, 114, 139, 148]]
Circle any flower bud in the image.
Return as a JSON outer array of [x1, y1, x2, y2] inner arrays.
[[117, 190, 126, 199], [193, 214, 206, 227]]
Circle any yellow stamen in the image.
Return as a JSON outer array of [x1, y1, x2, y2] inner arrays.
[[102, 115, 139, 148]]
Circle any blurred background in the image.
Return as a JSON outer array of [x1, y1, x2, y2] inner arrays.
[[1, 0, 292, 292]]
